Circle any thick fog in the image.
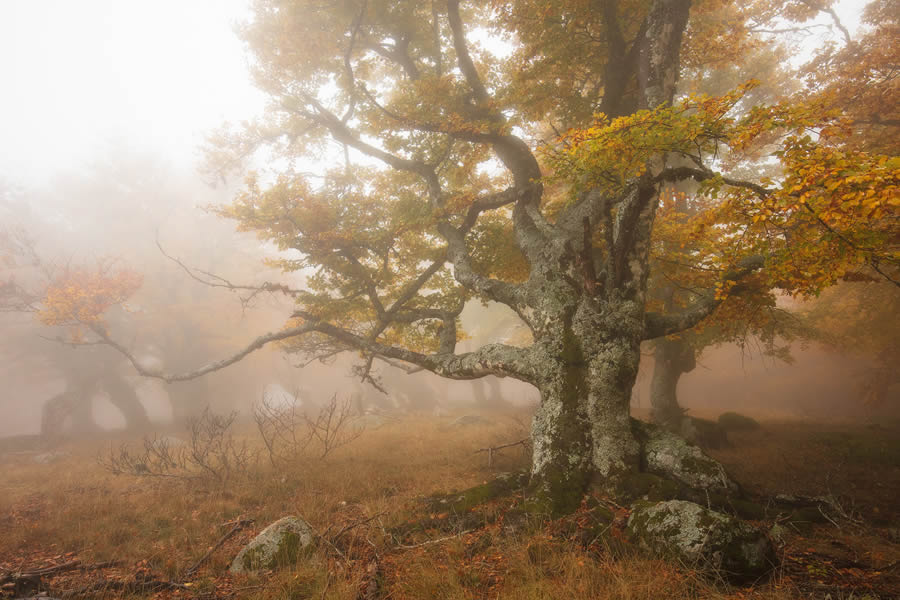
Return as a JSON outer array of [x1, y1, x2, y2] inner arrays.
[[0, 1, 893, 441]]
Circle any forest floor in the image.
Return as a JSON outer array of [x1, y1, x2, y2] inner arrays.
[[1, 410, 899, 599]]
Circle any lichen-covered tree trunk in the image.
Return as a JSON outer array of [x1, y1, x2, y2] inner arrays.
[[530, 364, 594, 514], [529, 299, 646, 513], [649, 336, 696, 431]]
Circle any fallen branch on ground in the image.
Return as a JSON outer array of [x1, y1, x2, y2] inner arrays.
[[475, 438, 528, 468], [60, 573, 190, 599], [183, 518, 254, 578], [397, 529, 475, 550], [0, 560, 121, 596]]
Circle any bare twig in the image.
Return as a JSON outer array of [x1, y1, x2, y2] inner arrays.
[[98, 409, 255, 484], [475, 439, 528, 468], [305, 394, 365, 459], [397, 529, 474, 549], [60, 574, 189, 599], [0, 560, 121, 586], [183, 518, 254, 578]]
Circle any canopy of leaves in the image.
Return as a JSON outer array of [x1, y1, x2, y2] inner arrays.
[[180, 0, 898, 380]]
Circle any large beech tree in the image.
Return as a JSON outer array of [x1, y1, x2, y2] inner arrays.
[[90, 0, 897, 512]]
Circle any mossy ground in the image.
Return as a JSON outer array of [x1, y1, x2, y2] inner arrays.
[[1, 413, 899, 598]]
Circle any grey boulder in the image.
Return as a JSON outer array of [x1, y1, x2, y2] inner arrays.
[[230, 516, 316, 573], [627, 500, 775, 582]]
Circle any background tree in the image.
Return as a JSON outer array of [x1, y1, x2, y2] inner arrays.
[[0, 148, 297, 435], [639, 0, 898, 432], [801, 280, 900, 410]]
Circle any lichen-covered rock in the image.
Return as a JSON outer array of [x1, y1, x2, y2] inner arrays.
[[635, 420, 738, 494], [230, 516, 316, 573], [627, 500, 775, 582]]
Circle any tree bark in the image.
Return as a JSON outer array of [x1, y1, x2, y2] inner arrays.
[[527, 298, 645, 513]]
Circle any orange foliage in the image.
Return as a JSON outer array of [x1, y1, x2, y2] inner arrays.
[[38, 262, 142, 327]]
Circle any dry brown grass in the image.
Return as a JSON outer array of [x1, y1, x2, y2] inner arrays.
[[2, 413, 898, 599]]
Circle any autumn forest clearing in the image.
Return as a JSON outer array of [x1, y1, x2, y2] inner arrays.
[[2, 410, 900, 599], [1, 0, 898, 598]]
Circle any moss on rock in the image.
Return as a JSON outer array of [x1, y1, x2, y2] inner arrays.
[[615, 472, 681, 503], [627, 500, 776, 583], [427, 471, 529, 514], [634, 420, 739, 495], [230, 516, 316, 573]]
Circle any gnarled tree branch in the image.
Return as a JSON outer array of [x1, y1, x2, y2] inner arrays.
[[643, 254, 766, 339]]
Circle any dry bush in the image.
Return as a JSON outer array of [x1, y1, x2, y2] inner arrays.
[[305, 394, 365, 458], [253, 392, 364, 465], [252, 389, 308, 467], [98, 408, 255, 485]]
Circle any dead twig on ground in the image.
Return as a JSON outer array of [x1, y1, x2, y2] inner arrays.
[[60, 573, 190, 599], [397, 529, 475, 550], [0, 560, 121, 597], [183, 518, 254, 579]]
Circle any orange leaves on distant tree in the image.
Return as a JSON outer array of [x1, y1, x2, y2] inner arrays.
[[38, 262, 142, 328]]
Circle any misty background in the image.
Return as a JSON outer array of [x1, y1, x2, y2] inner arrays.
[[0, 0, 895, 439]]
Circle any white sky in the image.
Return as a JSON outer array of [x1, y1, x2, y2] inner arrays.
[[0, 0, 264, 183], [0, 0, 863, 185]]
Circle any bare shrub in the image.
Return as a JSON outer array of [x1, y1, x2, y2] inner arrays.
[[98, 408, 255, 484], [252, 392, 364, 464], [185, 408, 255, 483], [306, 394, 365, 458], [252, 390, 310, 467], [98, 435, 188, 479]]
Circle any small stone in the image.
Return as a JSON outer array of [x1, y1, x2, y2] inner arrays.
[[769, 523, 787, 545]]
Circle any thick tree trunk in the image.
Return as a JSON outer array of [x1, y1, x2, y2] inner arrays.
[[530, 364, 594, 515], [528, 300, 644, 513], [40, 387, 87, 436], [649, 336, 696, 431], [101, 373, 151, 430]]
